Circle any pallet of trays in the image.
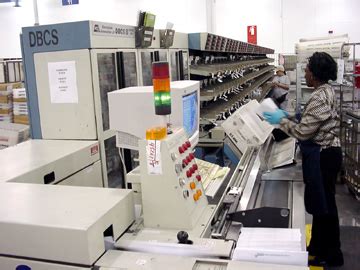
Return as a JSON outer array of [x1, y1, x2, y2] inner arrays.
[[0, 122, 30, 149]]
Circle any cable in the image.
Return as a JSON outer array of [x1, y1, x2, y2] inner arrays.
[[118, 148, 128, 189]]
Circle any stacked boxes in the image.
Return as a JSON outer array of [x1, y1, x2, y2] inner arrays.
[[0, 83, 13, 123], [13, 88, 29, 125], [0, 82, 25, 124], [0, 122, 30, 149]]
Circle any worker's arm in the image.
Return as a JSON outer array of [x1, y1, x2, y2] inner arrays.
[[279, 91, 331, 141]]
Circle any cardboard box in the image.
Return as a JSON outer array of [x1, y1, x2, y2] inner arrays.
[[0, 122, 30, 146], [0, 82, 23, 91], [0, 90, 12, 103], [13, 115, 29, 125]]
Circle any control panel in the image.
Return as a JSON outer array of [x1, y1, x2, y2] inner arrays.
[[139, 128, 208, 230]]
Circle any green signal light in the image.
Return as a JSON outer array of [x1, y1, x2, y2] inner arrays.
[[154, 92, 171, 115]]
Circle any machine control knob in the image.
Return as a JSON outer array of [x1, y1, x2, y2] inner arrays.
[[186, 141, 191, 148], [190, 182, 196, 190], [196, 189, 202, 197], [177, 231, 192, 244], [178, 146, 184, 154], [186, 170, 192, 178], [175, 164, 182, 174], [196, 175, 202, 182], [183, 190, 189, 198], [182, 143, 188, 151], [192, 164, 198, 171], [179, 178, 186, 187], [171, 153, 177, 161], [183, 159, 188, 166], [189, 167, 195, 174], [189, 153, 195, 160], [186, 156, 191, 163], [193, 193, 199, 201]]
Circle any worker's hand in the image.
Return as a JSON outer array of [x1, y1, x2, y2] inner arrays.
[[263, 109, 288, 125]]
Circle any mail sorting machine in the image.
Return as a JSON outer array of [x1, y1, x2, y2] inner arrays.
[[107, 81, 307, 265], [0, 130, 307, 269], [0, 81, 307, 269], [20, 21, 190, 188]]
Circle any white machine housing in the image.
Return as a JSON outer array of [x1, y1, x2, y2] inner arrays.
[[222, 100, 296, 168], [222, 100, 273, 154], [139, 128, 207, 229], [109, 80, 200, 150], [0, 183, 135, 266], [96, 250, 309, 270], [0, 139, 103, 187]]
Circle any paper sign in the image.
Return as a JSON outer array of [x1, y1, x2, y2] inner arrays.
[[337, 59, 345, 84], [146, 140, 162, 175], [48, 61, 78, 104]]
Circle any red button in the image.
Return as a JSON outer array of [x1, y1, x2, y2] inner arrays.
[[178, 146, 184, 154], [196, 175, 202, 182], [183, 159, 188, 166], [186, 156, 191, 163], [186, 170, 192, 178], [182, 143, 188, 151], [192, 164, 198, 171], [186, 141, 191, 148], [190, 167, 195, 174], [189, 153, 195, 160]]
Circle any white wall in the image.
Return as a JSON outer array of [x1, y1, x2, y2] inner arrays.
[[214, 0, 360, 54], [2, 0, 360, 57], [0, 0, 207, 58]]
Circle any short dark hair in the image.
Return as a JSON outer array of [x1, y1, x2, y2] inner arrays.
[[308, 52, 337, 83]]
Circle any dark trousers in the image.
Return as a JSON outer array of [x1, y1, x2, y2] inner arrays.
[[308, 147, 342, 260]]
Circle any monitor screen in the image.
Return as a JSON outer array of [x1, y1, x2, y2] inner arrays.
[[182, 91, 198, 138]]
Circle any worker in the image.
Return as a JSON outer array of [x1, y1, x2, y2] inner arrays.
[[263, 52, 343, 267], [268, 65, 290, 110]]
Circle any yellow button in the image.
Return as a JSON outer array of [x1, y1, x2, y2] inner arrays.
[[196, 189, 202, 197], [193, 193, 199, 201], [190, 182, 196, 190]]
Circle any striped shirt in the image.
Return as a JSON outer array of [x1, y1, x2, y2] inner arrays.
[[280, 83, 340, 148]]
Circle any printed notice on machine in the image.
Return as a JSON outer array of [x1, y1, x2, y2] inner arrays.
[[48, 61, 78, 104], [146, 140, 162, 175]]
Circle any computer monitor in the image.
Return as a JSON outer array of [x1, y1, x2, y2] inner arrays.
[[182, 91, 198, 140], [108, 80, 200, 150]]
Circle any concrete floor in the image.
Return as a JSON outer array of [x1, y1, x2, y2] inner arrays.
[[337, 184, 360, 227]]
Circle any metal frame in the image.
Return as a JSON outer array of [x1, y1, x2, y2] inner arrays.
[[340, 43, 360, 197]]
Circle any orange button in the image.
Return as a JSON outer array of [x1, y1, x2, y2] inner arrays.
[[196, 189, 202, 197], [190, 182, 196, 190], [193, 193, 199, 201]]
